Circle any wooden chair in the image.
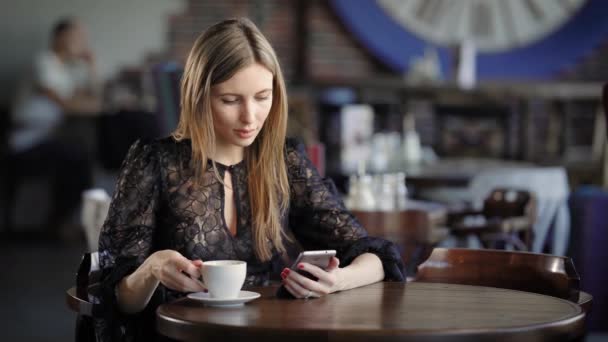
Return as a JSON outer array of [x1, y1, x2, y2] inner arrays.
[[414, 248, 593, 312], [448, 188, 535, 251], [65, 252, 102, 342]]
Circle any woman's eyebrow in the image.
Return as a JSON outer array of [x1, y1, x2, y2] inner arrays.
[[216, 92, 241, 97], [255, 88, 272, 94], [215, 89, 272, 96]]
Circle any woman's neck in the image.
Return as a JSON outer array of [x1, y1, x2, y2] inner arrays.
[[211, 144, 244, 166]]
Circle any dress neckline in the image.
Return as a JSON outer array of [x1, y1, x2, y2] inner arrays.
[[176, 137, 245, 171], [208, 158, 245, 170]]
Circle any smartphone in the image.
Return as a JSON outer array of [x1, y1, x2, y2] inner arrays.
[[276, 250, 337, 299], [291, 250, 336, 280]]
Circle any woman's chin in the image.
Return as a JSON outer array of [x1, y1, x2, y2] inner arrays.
[[232, 135, 258, 147]]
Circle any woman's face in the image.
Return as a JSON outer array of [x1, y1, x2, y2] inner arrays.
[[210, 62, 274, 152]]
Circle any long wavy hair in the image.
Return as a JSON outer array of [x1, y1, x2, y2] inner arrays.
[[173, 18, 289, 261]]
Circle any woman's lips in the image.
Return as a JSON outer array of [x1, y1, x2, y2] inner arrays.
[[234, 129, 255, 139]]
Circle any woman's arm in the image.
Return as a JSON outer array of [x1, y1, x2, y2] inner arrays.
[[116, 250, 205, 314], [116, 256, 159, 314], [284, 139, 404, 297], [334, 252, 384, 291], [282, 139, 404, 299]]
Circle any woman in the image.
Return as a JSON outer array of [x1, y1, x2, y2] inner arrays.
[[97, 18, 404, 341]]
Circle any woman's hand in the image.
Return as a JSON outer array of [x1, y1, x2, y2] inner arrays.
[[147, 250, 206, 293], [117, 250, 206, 314], [281, 257, 343, 299]]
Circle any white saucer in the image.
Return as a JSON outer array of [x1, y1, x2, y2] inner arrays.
[[187, 290, 261, 307]]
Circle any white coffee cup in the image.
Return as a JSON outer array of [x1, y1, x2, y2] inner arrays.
[[201, 260, 246, 299]]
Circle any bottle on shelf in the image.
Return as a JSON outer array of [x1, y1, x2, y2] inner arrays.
[[376, 174, 396, 212], [357, 174, 377, 211], [402, 113, 422, 165], [344, 174, 359, 210], [345, 159, 376, 211], [395, 172, 408, 210]]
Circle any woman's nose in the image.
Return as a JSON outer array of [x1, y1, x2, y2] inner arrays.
[[240, 100, 256, 123]]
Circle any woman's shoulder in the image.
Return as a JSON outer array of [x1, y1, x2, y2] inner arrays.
[[285, 137, 306, 155], [124, 136, 190, 166], [130, 136, 190, 154], [284, 137, 313, 178]]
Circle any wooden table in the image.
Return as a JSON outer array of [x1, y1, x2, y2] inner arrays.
[[156, 282, 585, 342]]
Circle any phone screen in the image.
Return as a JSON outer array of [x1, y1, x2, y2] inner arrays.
[[291, 250, 336, 280]]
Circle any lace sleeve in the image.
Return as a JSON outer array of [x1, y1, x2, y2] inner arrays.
[[96, 139, 162, 341], [286, 139, 404, 281]]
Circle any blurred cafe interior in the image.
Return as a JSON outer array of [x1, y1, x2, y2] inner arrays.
[[2, 0, 608, 341]]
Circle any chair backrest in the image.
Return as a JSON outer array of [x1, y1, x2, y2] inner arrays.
[[414, 248, 580, 302], [66, 252, 102, 342], [76, 252, 100, 300], [469, 167, 570, 255], [482, 188, 533, 219]]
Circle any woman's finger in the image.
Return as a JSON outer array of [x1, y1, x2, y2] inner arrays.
[[173, 257, 202, 279], [283, 282, 301, 298], [296, 262, 333, 285], [164, 267, 206, 292], [179, 272, 206, 292], [283, 278, 317, 299], [160, 277, 185, 292], [326, 257, 340, 271], [285, 270, 329, 295]]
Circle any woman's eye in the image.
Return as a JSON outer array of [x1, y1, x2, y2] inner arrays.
[[255, 96, 270, 102], [221, 98, 239, 104]]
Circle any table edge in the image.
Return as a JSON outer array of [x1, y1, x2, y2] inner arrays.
[[156, 287, 586, 341]]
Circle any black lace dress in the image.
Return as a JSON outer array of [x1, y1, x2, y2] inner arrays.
[[96, 137, 405, 341]]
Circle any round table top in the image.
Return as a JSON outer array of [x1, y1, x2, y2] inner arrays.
[[156, 282, 585, 342]]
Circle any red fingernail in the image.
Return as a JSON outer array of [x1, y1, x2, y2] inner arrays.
[[285, 269, 291, 275], [297, 264, 304, 269], [281, 272, 287, 279]]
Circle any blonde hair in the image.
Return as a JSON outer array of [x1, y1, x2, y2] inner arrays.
[[173, 18, 289, 261]]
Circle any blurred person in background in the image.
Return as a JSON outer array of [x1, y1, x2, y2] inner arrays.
[[8, 17, 100, 239]]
